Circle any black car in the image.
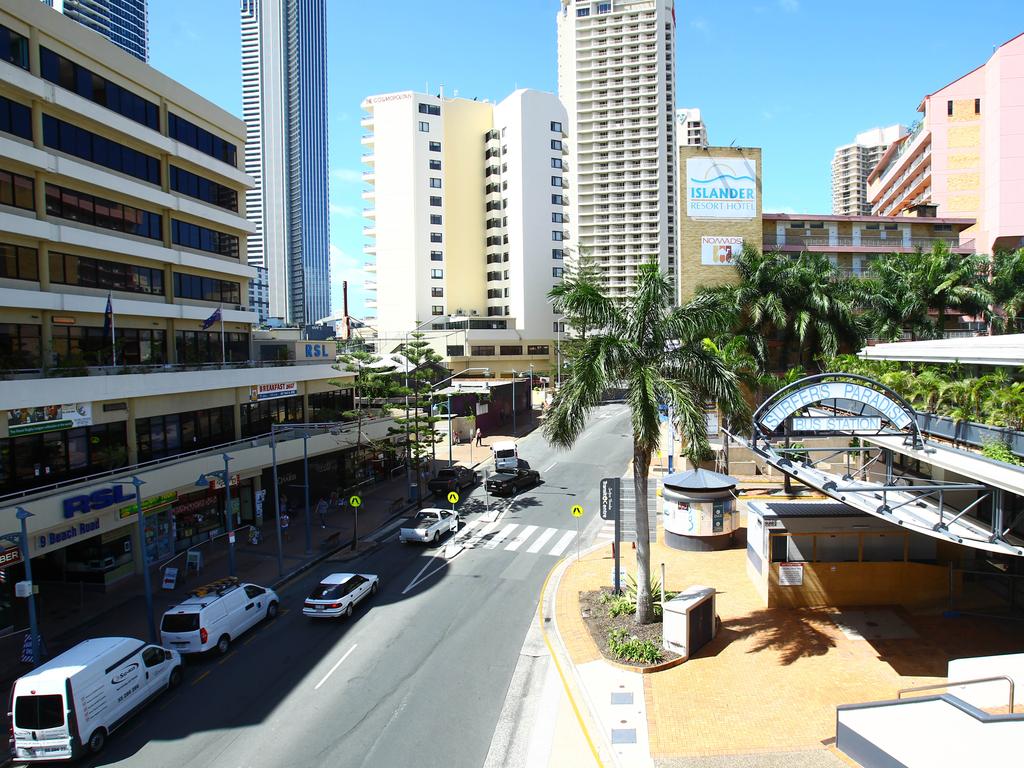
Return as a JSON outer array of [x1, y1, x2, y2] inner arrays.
[[485, 468, 541, 496], [428, 465, 480, 495]]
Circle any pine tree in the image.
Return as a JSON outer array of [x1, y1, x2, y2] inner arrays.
[[388, 333, 445, 501]]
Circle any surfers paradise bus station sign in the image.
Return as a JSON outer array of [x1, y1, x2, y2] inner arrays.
[[759, 380, 913, 433]]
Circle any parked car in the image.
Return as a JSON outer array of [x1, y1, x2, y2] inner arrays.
[[428, 465, 479, 494], [159, 577, 278, 655], [399, 508, 460, 545], [485, 467, 541, 496], [11, 637, 183, 761], [302, 573, 380, 619]]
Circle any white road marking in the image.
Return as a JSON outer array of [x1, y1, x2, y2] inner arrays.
[[548, 530, 576, 556], [484, 523, 519, 550], [402, 555, 444, 595], [465, 518, 503, 548], [543, 462, 557, 473], [453, 518, 483, 542], [314, 643, 357, 691], [526, 527, 558, 553], [504, 525, 538, 552], [373, 517, 408, 539]]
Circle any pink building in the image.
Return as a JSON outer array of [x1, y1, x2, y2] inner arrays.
[[867, 32, 1024, 255]]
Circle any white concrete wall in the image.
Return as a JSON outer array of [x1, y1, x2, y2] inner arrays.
[[948, 653, 1024, 709]]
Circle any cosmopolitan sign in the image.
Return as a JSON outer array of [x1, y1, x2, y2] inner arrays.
[[760, 382, 911, 432], [686, 157, 757, 219]]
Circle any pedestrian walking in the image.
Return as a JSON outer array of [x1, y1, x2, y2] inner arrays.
[[316, 496, 329, 528], [281, 512, 290, 541], [475, 427, 483, 446]]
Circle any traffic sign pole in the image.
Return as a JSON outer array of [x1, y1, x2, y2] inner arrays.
[[350, 495, 362, 551], [600, 477, 622, 594], [570, 504, 584, 562]]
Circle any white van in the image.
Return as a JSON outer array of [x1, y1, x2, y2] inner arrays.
[[10, 637, 182, 761], [159, 577, 278, 655], [492, 440, 519, 471]]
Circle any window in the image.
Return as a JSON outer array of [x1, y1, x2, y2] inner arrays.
[[551, 139, 562, 150], [14, 695, 65, 731], [553, 321, 565, 333], [140, 406, 236, 458], [430, 232, 443, 243], [430, 250, 443, 261], [550, 120, 563, 132], [167, 113, 237, 166], [170, 166, 238, 211], [551, 176, 563, 187], [0, 322, 41, 368], [552, 231, 563, 241], [598, 2, 611, 12], [50, 251, 164, 296], [429, 196, 442, 207], [429, 159, 441, 170], [431, 287, 443, 297], [39, 47, 158, 130], [527, 345, 550, 355], [975, 98, 981, 115], [0, 95, 31, 140], [552, 248, 564, 259], [0, 24, 29, 70], [447, 345, 464, 357], [551, 158, 563, 169], [171, 219, 240, 259], [419, 121, 430, 132], [308, 389, 354, 422], [471, 346, 495, 356], [552, 213, 565, 223], [45, 183, 163, 240], [0, 422, 126, 494], [551, 194, 564, 205], [0, 169, 33, 211], [552, 267, 564, 278], [576, 7, 589, 16], [500, 345, 522, 356], [238, 396, 302, 438], [418, 103, 441, 116], [0, 243, 37, 281], [429, 305, 443, 316], [429, 177, 442, 188], [51, 325, 166, 366], [431, 269, 443, 279], [42, 115, 160, 184], [173, 272, 241, 305], [429, 141, 441, 152], [429, 214, 443, 226], [947, 100, 954, 116]]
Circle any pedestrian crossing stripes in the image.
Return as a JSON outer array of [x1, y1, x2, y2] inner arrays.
[[454, 521, 580, 557]]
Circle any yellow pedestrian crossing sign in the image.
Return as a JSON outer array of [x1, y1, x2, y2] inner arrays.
[[447, 491, 460, 505], [571, 504, 584, 518], [349, 495, 361, 508]]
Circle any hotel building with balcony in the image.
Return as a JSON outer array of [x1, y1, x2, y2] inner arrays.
[[0, 0, 384, 624], [360, 88, 565, 376], [867, 33, 1024, 255], [557, 0, 678, 297], [831, 124, 907, 217]]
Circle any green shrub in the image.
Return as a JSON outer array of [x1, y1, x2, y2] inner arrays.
[[981, 438, 1023, 466], [607, 628, 663, 664]]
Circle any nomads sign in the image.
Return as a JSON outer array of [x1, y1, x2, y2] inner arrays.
[[686, 157, 757, 219], [700, 236, 743, 266]]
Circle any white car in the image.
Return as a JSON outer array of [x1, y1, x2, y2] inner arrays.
[[399, 508, 459, 545], [303, 573, 380, 619], [160, 578, 278, 655]]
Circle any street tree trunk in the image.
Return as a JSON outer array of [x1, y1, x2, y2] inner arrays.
[[632, 441, 655, 625]]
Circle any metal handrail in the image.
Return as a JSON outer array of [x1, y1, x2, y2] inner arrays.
[[898, 676, 1015, 714]]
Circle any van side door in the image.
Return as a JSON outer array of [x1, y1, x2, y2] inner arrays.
[[242, 585, 267, 631], [140, 646, 171, 693]]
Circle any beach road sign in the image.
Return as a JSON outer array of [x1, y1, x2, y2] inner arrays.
[[447, 491, 460, 505], [349, 495, 362, 508], [571, 504, 584, 518]]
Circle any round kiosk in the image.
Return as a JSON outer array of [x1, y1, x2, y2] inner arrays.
[[662, 468, 739, 551]]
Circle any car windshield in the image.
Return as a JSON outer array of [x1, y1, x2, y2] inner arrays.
[[494, 449, 516, 458], [15, 695, 65, 730], [310, 581, 349, 600], [436, 470, 455, 478], [161, 613, 199, 632]]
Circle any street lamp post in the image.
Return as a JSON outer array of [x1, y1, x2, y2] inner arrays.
[[5, 509, 40, 666], [195, 452, 235, 577], [131, 478, 157, 643], [302, 432, 312, 554], [270, 428, 284, 577]]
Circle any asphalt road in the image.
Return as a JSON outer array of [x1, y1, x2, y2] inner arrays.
[[57, 404, 634, 768]]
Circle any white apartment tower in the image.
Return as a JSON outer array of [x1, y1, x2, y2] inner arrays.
[[557, 0, 678, 297], [361, 89, 566, 372], [676, 107, 707, 147], [831, 124, 907, 216]]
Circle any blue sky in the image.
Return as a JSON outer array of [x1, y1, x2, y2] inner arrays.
[[148, 0, 1024, 318]]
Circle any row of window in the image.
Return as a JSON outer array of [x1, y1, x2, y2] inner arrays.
[[137, 406, 235, 462], [240, 396, 304, 439], [170, 166, 238, 211], [52, 326, 167, 367], [0, 94, 31, 140], [0, 242, 36, 281], [43, 114, 161, 184], [418, 103, 441, 116], [45, 183, 163, 241], [172, 272, 242, 305], [39, 47, 160, 130], [171, 219, 240, 259], [0, 322, 39, 369], [468, 345, 552, 357], [0, 169, 34, 211], [0, 423, 126, 495], [50, 250, 165, 295], [175, 330, 249, 364], [0, 24, 28, 70], [168, 113, 238, 167]]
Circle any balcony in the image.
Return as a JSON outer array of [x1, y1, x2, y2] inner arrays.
[[360, 115, 374, 129], [363, 261, 376, 272], [360, 134, 374, 146], [362, 171, 375, 185], [763, 235, 975, 253], [363, 226, 377, 237], [363, 243, 376, 254], [361, 189, 375, 201], [364, 280, 377, 291], [363, 207, 376, 220], [362, 152, 375, 166]]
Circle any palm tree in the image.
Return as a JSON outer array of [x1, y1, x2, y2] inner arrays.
[[856, 250, 931, 341], [546, 263, 744, 624], [991, 248, 1024, 333], [919, 242, 993, 337], [787, 252, 863, 367]]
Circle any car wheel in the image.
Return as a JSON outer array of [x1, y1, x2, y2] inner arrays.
[[432, 531, 440, 545], [266, 601, 279, 620], [216, 635, 230, 655], [168, 666, 183, 689], [371, 581, 379, 595], [345, 603, 354, 619], [88, 728, 106, 754]]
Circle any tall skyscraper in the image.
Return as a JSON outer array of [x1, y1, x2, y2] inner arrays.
[[676, 108, 708, 147], [831, 124, 907, 216], [40, 0, 148, 61], [557, 0, 678, 298], [361, 88, 565, 375], [241, 0, 330, 327]]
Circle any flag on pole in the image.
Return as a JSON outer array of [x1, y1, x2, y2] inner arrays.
[[201, 307, 222, 330], [103, 293, 116, 366]]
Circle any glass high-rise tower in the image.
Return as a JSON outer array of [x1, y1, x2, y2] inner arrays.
[[241, 0, 330, 327], [41, 0, 148, 61]]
